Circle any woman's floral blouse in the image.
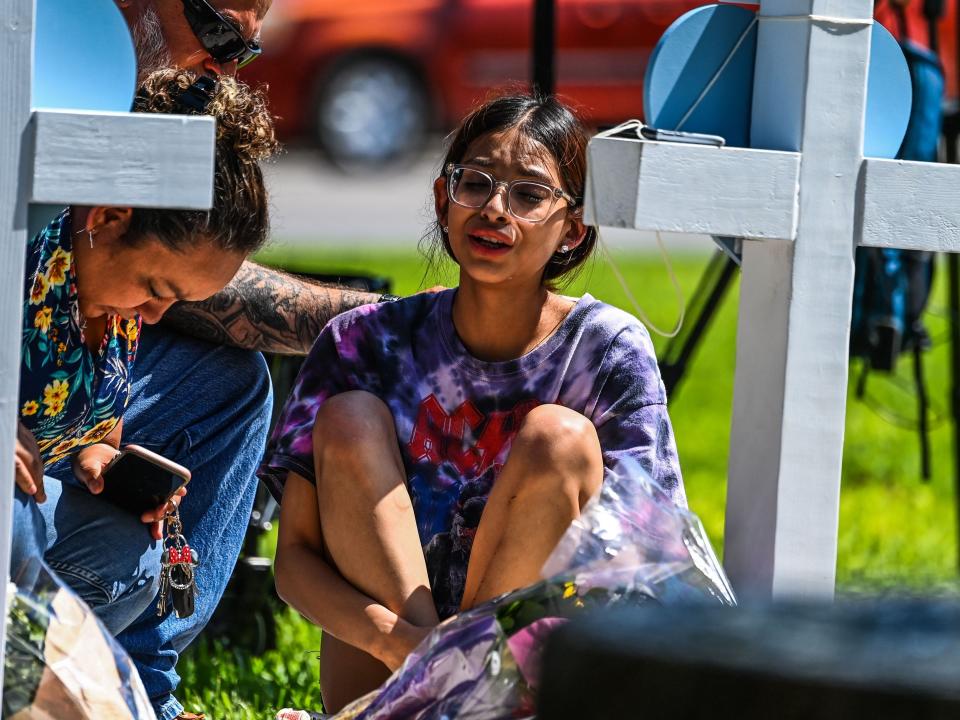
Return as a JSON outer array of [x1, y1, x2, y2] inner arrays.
[[19, 210, 141, 466]]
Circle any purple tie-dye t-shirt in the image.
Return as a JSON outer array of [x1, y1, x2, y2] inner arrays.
[[260, 289, 685, 618]]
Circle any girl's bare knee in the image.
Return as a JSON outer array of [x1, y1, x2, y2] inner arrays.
[[511, 404, 602, 502], [313, 391, 403, 501], [313, 391, 395, 451], [516, 404, 598, 460]]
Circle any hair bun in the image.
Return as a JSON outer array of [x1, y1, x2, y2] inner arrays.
[[206, 76, 279, 163], [134, 69, 279, 164]]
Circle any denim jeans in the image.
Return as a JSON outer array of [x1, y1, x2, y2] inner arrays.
[[12, 324, 272, 720]]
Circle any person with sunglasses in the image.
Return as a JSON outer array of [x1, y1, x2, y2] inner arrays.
[[263, 94, 687, 713], [119, 0, 264, 77]]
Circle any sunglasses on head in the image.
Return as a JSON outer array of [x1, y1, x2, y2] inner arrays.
[[180, 0, 262, 69]]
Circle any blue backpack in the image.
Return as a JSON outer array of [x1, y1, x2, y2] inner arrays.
[[849, 38, 942, 477], [850, 39, 941, 370]]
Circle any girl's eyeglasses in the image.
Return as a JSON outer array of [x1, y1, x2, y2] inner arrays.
[[180, 0, 262, 69], [445, 163, 579, 223]]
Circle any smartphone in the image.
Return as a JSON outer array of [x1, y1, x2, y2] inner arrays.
[[99, 444, 190, 515], [638, 124, 726, 147]]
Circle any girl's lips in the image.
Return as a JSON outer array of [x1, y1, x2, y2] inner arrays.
[[467, 233, 513, 256], [468, 228, 513, 246]]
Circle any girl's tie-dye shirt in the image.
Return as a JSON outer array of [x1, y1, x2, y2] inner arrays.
[[260, 289, 684, 618]]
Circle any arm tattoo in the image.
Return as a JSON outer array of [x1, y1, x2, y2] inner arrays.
[[162, 260, 378, 355]]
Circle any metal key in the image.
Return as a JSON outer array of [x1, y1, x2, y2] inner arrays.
[[156, 550, 171, 617]]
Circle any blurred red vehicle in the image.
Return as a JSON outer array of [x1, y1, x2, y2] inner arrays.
[[242, 0, 960, 167], [241, 0, 705, 166]]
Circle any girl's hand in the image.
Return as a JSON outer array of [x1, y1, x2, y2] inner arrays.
[[72, 443, 120, 495], [15, 423, 45, 503], [380, 618, 434, 671]]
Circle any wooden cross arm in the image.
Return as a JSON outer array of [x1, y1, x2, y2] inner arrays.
[[584, 135, 801, 241], [27, 109, 216, 210], [857, 158, 960, 253]]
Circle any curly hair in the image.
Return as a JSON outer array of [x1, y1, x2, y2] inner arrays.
[[424, 93, 597, 286], [125, 68, 279, 256]]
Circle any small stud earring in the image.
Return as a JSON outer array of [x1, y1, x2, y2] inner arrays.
[[560, 244, 570, 254]]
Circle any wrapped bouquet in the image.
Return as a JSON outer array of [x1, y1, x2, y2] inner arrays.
[[3, 558, 155, 720]]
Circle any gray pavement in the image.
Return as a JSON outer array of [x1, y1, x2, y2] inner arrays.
[[263, 145, 715, 255]]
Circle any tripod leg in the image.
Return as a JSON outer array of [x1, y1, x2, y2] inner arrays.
[[913, 342, 931, 481], [660, 253, 738, 398], [951, 254, 960, 568]]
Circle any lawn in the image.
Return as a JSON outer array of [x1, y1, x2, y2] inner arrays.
[[178, 242, 960, 718]]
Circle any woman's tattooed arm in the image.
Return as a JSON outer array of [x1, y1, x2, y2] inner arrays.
[[162, 260, 377, 355]]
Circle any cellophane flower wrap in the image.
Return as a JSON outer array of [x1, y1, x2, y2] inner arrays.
[[326, 458, 735, 720], [3, 557, 155, 720]]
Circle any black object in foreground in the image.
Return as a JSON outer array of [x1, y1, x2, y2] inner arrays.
[[538, 602, 960, 719]]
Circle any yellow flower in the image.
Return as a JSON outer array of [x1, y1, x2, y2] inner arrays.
[[126, 319, 139, 342], [49, 438, 80, 459], [43, 396, 66, 417], [33, 307, 53, 333], [29, 273, 49, 305], [45, 247, 71, 286], [562, 582, 577, 600], [57, 342, 66, 354], [81, 418, 118, 444], [42, 379, 70, 417], [21, 400, 39, 417]]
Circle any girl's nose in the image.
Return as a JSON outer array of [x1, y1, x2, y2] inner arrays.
[[481, 186, 509, 223]]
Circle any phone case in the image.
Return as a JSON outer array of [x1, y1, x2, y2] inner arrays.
[[100, 444, 190, 515]]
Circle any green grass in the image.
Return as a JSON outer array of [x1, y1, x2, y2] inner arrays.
[[178, 244, 960, 718]]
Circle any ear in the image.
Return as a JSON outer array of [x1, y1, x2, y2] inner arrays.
[[114, 0, 137, 21], [433, 176, 449, 230], [559, 210, 588, 253], [86, 207, 134, 243]]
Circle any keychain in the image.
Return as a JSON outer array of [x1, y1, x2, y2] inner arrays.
[[157, 508, 199, 619]]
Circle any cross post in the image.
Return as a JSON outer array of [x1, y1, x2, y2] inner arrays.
[[585, 0, 960, 599], [0, 0, 217, 697]]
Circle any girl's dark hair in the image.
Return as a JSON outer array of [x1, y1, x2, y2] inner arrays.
[[126, 69, 279, 256], [427, 93, 597, 285]]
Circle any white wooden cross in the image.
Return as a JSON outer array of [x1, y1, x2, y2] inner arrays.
[[0, 0, 216, 696], [586, 0, 960, 600]]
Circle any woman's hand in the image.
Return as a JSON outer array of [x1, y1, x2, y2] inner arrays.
[[141, 484, 187, 541], [72, 443, 120, 495], [15, 423, 45, 503], [73, 444, 187, 540]]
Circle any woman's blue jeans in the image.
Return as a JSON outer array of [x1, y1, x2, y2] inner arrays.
[[12, 324, 273, 720]]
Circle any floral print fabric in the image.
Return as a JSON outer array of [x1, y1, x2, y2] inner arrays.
[[19, 210, 140, 465], [260, 289, 685, 619]]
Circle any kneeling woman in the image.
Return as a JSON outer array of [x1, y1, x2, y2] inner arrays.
[[14, 68, 278, 633], [262, 94, 686, 712]]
